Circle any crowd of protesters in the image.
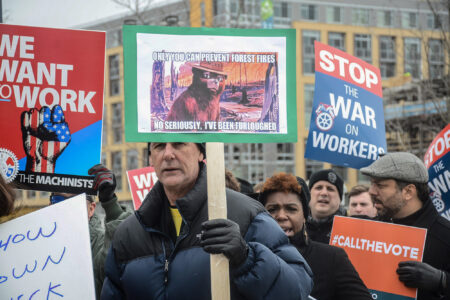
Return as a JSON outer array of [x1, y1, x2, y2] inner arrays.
[[1, 146, 449, 300]]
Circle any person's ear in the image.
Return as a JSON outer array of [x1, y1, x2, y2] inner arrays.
[[402, 184, 416, 200]]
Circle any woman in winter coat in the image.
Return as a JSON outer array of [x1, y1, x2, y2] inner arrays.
[[259, 172, 373, 300]]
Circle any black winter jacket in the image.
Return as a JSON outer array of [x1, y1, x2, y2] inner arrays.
[[306, 207, 346, 244], [391, 199, 450, 300], [290, 230, 372, 300], [101, 165, 313, 299]]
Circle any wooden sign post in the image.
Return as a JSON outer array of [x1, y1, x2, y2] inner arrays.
[[206, 142, 230, 300]]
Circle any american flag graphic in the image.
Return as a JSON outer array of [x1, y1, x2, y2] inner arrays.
[[22, 105, 71, 173]]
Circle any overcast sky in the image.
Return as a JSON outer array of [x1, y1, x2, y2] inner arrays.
[[3, 0, 131, 28]]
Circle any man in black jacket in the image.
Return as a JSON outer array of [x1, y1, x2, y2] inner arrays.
[[306, 169, 346, 243], [361, 152, 450, 300], [101, 142, 313, 299]]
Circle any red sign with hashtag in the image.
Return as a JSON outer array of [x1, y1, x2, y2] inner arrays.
[[330, 216, 426, 299]]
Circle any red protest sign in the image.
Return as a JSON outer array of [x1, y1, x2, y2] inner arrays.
[[330, 216, 427, 299], [314, 41, 382, 97], [126, 166, 158, 210], [0, 24, 105, 194]]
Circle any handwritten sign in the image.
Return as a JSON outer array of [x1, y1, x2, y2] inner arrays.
[[424, 124, 450, 221], [0, 194, 95, 299], [123, 25, 297, 143], [126, 166, 158, 210], [0, 24, 105, 194], [305, 41, 387, 169], [330, 216, 427, 300]]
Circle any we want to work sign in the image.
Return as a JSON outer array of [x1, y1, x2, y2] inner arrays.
[[305, 41, 387, 169]]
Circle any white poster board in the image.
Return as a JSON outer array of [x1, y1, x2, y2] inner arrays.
[[0, 194, 95, 299]]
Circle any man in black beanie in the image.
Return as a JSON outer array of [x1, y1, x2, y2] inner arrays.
[[306, 169, 346, 244]]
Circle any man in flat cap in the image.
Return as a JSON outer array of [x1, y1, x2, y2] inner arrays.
[[361, 152, 450, 300]]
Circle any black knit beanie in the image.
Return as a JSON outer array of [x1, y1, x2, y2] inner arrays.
[[308, 169, 343, 200]]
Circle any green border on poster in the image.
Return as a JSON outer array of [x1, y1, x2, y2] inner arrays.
[[123, 25, 297, 143]]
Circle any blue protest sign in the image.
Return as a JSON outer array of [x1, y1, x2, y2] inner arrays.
[[305, 41, 387, 169], [424, 124, 450, 221]]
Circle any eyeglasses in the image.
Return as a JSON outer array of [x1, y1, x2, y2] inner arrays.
[[50, 194, 67, 205], [200, 71, 226, 82]]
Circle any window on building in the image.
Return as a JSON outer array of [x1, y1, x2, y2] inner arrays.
[[127, 149, 139, 171], [230, 0, 238, 14], [143, 147, 149, 166], [352, 8, 370, 26], [427, 13, 441, 30], [108, 29, 122, 48], [404, 38, 421, 78], [213, 0, 218, 16], [354, 34, 372, 63], [302, 30, 320, 74], [326, 6, 342, 23], [111, 151, 122, 191], [300, 4, 318, 21], [109, 54, 120, 96], [379, 36, 396, 78], [304, 84, 314, 128], [402, 12, 417, 28], [377, 11, 393, 27], [101, 152, 107, 166], [305, 157, 323, 180], [428, 39, 444, 79], [102, 105, 107, 146], [27, 190, 36, 199], [201, 2, 205, 26], [274, 2, 289, 18], [112, 103, 122, 144], [328, 32, 345, 51]]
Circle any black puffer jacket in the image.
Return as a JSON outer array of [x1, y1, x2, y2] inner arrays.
[[101, 165, 313, 299]]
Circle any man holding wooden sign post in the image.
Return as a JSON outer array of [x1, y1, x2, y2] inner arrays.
[[101, 26, 312, 299]]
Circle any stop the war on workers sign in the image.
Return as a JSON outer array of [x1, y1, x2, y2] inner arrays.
[[0, 24, 105, 194], [126, 166, 158, 210], [424, 124, 450, 221], [305, 41, 387, 169], [330, 216, 427, 300]]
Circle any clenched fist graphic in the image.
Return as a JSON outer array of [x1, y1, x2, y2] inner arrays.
[[21, 105, 71, 173]]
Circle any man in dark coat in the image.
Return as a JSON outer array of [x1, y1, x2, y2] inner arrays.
[[361, 152, 450, 300], [101, 142, 313, 299], [306, 169, 346, 243], [260, 172, 372, 300]]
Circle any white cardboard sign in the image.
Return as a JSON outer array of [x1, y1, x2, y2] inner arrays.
[[0, 194, 95, 299]]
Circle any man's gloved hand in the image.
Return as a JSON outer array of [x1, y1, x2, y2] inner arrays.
[[88, 164, 116, 203], [397, 261, 444, 291], [200, 219, 248, 267]]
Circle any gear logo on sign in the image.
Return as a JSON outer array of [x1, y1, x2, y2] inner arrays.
[[430, 192, 445, 213], [315, 103, 335, 131], [0, 148, 19, 183]]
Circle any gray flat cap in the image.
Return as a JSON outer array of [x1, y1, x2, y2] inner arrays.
[[360, 152, 428, 183]]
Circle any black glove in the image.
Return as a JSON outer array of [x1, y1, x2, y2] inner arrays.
[[200, 219, 248, 267], [397, 261, 444, 292], [88, 164, 116, 203]]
